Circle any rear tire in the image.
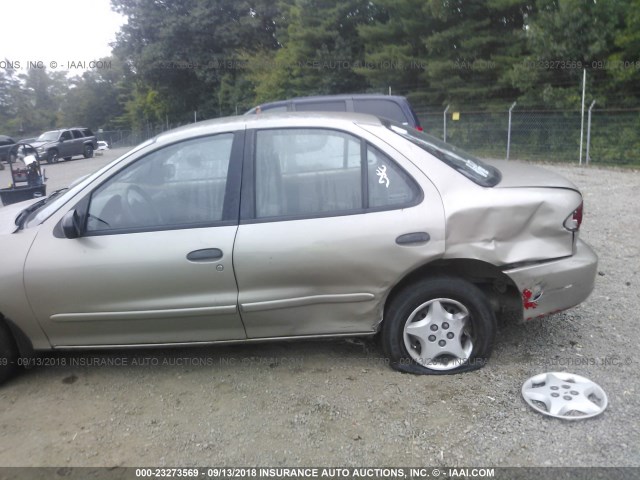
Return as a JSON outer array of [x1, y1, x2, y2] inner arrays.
[[83, 145, 94, 158], [382, 276, 496, 375], [0, 321, 18, 385]]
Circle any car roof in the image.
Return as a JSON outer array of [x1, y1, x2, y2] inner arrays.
[[247, 94, 411, 113], [0, 135, 15, 142], [265, 93, 408, 103], [154, 111, 385, 144]]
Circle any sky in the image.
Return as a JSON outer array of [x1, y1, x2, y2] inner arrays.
[[0, 0, 126, 73]]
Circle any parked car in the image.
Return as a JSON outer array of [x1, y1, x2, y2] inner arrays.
[[0, 112, 597, 384], [246, 94, 423, 130], [31, 128, 98, 164], [97, 141, 109, 151], [0, 135, 16, 163]]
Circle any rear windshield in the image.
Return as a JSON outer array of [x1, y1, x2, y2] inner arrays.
[[384, 121, 501, 187]]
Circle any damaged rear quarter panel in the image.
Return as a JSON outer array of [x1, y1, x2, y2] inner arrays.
[[442, 187, 582, 265]]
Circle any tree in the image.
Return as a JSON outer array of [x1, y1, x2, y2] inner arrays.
[[356, 0, 431, 101], [508, 0, 629, 108], [61, 57, 130, 130], [242, 0, 376, 104], [111, 0, 280, 118]]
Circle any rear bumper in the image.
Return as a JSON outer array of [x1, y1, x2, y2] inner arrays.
[[504, 239, 598, 321]]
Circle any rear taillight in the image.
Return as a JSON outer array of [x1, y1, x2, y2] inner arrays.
[[416, 126, 424, 132], [563, 201, 583, 231]]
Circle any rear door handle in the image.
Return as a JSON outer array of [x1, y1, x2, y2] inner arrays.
[[396, 232, 430, 245], [187, 248, 223, 262]]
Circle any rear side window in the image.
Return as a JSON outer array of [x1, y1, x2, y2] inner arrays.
[[255, 129, 361, 218], [367, 145, 419, 207], [254, 128, 421, 220], [353, 99, 408, 124], [72, 130, 84, 139], [294, 100, 347, 112], [0, 138, 14, 146]]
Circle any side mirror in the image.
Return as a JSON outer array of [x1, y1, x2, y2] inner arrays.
[[61, 210, 82, 239]]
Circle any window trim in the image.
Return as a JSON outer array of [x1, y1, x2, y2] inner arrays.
[[66, 131, 244, 237], [239, 127, 423, 225]]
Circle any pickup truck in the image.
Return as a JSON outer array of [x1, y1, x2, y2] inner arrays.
[[32, 128, 98, 164]]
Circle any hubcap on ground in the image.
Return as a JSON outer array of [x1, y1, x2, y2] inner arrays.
[[403, 298, 473, 371], [522, 372, 608, 420]]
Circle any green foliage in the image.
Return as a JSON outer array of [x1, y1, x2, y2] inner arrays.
[[61, 57, 130, 130], [1, 0, 639, 166], [508, 0, 631, 108], [0, 66, 68, 137], [245, 0, 373, 104]]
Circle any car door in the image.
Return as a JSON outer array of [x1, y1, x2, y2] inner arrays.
[[233, 126, 446, 338], [71, 129, 85, 155], [24, 131, 246, 347], [59, 130, 74, 157]]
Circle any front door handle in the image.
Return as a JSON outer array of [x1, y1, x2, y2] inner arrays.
[[396, 232, 430, 245], [187, 248, 223, 262]]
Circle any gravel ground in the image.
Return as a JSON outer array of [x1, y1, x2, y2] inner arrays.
[[0, 152, 638, 468]]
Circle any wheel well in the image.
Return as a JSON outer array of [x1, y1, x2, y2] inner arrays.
[[384, 258, 522, 325], [0, 314, 35, 358]]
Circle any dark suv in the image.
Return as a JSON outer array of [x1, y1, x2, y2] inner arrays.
[[32, 128, 98, 164], [246, 94, 423, 130]]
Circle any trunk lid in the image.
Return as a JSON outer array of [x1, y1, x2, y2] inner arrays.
[[487, 160, 578, 191]]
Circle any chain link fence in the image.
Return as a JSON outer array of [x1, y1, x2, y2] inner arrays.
[[97, 106, 639, 167], [415, 106, 640, 166]]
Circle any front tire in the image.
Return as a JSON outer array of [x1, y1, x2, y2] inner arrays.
[[47, 150, 59, 164], [382, 277, 496, 375], [0, 321, 18, 385]]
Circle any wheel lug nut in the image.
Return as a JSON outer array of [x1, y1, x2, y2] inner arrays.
[[446, 332, 454, 339], [570, 391, 579, 395], [550, 386, 559, 390], [442, 322, 449, 329], [563, 396, 572, 401], [430, 325, 438, 331], [438, 340, 446, 347], [428, 335, 436, 342], [551, 393, 559, 398]]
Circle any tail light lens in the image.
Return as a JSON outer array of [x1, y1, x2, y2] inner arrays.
[[416, 126, 424, 132], [563, 201, 583, 231]]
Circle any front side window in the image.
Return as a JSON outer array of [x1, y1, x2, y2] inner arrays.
[[60, 131, 73, 141], [72, 130, 83, 139], [254, 128, 420, 219], [86, 134, 234, 233]]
